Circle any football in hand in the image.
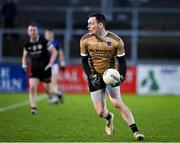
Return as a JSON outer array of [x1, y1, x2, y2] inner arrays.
[[103, 68, 120, 86]]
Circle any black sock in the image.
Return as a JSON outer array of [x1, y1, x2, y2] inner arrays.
[[105, 112, 111, 121], [31, 107, 37, 110], [130, 123, 139, 133]]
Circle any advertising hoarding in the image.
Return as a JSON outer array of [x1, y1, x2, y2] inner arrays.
[[137, 65, 180, 95]]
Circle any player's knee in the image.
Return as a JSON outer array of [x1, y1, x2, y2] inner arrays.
[[114, 102, 123, 110], [29, 85, 36, 94]]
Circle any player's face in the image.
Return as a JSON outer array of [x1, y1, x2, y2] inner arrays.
[[27, 26, 38, 40], [87, 17, 101, 35], [44, 30, 54, 41]]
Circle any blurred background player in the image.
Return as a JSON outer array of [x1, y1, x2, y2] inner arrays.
[[80, 12, 144, 141], [21, 23, 58, 114], [44, 28, 65, 103]]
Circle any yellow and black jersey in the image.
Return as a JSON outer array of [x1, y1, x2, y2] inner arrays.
[[80, 31, 125, 75]]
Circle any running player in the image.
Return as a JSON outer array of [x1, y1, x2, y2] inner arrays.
[[80, 12, 144, 141], [44, 28, 65, 103], [22, 23, 58, 114]]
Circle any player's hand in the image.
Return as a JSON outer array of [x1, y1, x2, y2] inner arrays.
[[22, 64, 27, 74], [89, 74, 101, 88], [111, 75, 125, 87], [45, 64, 51, 71]]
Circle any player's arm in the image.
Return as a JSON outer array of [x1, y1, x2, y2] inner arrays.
[[82, 56, 101, 88], [21, 48, 28, 73], [45, 45, 57, 70], [81, 56, 92, 78], [116, 55, 126, 82], [59, 48, 66, 69], [80, 38, 92, 78], [116, 38, 126, 83], [80, 38, 101, 88]]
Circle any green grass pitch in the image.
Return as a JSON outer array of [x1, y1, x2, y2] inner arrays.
[[0, 93, 180, 142]]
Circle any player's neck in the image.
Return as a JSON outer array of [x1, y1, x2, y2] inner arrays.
[[30, 35, 39, 43], [96, 30, 108, 38], [49, 38, 54, 42]]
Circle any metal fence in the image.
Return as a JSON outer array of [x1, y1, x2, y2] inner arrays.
[[0, 6, 180, 65]]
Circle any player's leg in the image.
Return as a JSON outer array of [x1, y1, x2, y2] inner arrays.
[[29, 78, 39, 114], [106, 85, 135, 125], [50, 64, 64, 103], [43, 82, 58, 104], [90, 88, 114, 136], [42, 66, 59, 104], [106, 85, 144, 141], [90, 89, 107, 117]]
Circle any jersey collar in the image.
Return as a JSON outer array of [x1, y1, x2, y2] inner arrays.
[[96, 31, 108, 38], [30, 35, 40, 43]]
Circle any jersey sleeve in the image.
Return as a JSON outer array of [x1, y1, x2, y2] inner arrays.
[[23, 47, 28, 54], [23, 42, 28, 53], [47, 40, 52, 47], [47, 43, 55, 51], [116, 38, 125, 57], [80, 39, 88, 57], [45, 39, 55, 50], [55, 40, 61, 50]]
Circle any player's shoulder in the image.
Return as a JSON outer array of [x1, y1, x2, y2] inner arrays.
[[53, 39, 60, 45], [24, 37, 31, 47], [52, 39, 61, 49], [107, 31, 122, 42], [39, 36, 49, 47], [80, 33, 92, 41], [39, 36, 48, 43]]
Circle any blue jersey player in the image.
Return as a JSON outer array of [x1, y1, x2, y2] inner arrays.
[[44, 28, 65, 103]]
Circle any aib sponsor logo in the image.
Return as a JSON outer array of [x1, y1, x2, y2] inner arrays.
[[161, 68, 177, 74]]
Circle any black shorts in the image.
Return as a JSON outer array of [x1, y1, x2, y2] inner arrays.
[[88, 78, 106, 92], [88, 77, 119, 92], [29, 67, 51, 83]]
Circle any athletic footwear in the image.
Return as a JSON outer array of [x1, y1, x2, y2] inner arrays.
[[48, 96, 59, 104], [31, 108, 37, 115], [105, 112, 114, 136], [133, 132, 144, 141], [57, 89, 64, 103]]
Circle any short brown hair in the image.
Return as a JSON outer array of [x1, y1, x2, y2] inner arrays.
[[88, 12, 106, 27], [28, 22, 38, 27]]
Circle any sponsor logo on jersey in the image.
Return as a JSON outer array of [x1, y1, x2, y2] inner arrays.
[[33, 45, 37, 51]]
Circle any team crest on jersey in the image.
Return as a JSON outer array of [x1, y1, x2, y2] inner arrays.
[[107, 41, 112, 46], [38, 44, 43, 50]]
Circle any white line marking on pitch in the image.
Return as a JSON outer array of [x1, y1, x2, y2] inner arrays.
[[0, 95, 47, 113]]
